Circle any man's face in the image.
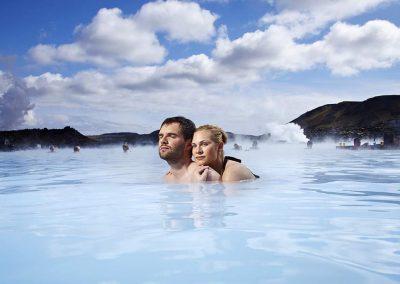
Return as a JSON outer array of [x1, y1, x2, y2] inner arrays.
[[158, 122, 190, 162]]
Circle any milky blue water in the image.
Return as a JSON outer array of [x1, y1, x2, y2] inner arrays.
[[0, 144, 399, 284]]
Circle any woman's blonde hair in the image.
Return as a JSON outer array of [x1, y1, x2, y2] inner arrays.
[[196, 125, 228, 144]]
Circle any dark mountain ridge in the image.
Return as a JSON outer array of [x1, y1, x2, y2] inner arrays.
[[291, 95, 400, 140], [0, 126, 96, 151]]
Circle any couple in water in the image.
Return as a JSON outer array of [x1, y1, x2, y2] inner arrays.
[[158, 116, 258, 183]]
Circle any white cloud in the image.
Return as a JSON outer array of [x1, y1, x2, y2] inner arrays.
[[0, 73, 36, 130], [136, 0, 218, 43], [24, 66, 346, 134], [28, 44, 59, 65], [22, 109, 38, 126], [213, 25, 316, 72], [212, 19, 400, 76], [27, 1, 400, 76], [52, 114, 69, 124], [29, 1, 218, 67], [261, 0, 392, 37], [213, 1, 400, 77], [29, 8, 166, 67], [315, 20, 400, 75]]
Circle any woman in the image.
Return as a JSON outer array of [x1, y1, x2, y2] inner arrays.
[[191, 125, 258, 182]]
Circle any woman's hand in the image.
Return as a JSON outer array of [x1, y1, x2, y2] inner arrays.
[[192, 166, 210, 182], [191, 165, 222, 183]]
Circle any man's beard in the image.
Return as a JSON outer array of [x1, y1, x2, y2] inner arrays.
[[159, 143, 186, 163]]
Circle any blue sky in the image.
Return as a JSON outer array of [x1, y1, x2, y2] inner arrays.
[[1, 0, 400, 134]]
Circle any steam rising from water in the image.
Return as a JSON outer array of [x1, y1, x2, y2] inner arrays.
[[265, 122, 308, 143], [0, 72, 36, 130]]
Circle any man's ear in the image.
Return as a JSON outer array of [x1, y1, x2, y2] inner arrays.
[[185, 140, 192, 150], [184, 140, 193, 157]]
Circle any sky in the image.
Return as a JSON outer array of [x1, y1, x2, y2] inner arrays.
[[0, 0, 399, 135]]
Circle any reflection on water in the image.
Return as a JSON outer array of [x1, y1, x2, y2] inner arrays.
[[0, 145, 399, 283], [161, 184, 234, 230]]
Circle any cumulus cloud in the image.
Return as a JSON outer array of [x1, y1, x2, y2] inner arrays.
[[135, 0, 218, 43], [212, 19, 400, 76], [24, 66, 346, 134], [261, 0, 392, 37], [210, 0, 399, 77], [315, 20, 400, 75], [28, 0, 400, 76], [23, 109, 38, 126], [0, 73, 36, 130], [29, 8, 166, 67], [213, 25, 316, 72], [29, 1, 218, 67]]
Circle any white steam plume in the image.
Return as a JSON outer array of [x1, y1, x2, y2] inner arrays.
[[265, 122, 308, 143]]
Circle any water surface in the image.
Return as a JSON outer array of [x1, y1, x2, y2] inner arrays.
[[0, 144, 399, 283]]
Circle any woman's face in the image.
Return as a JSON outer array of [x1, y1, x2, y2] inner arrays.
[[192, 130, 221, 166]]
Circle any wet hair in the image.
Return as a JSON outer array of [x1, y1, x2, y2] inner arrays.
[[160, 116, 196, 141], [196, 125, 228, 144]]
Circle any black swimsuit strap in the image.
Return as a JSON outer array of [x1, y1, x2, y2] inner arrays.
[[222, 155, 259, 179], [223, 156, 241, 169], [222, 156, 241, 175]]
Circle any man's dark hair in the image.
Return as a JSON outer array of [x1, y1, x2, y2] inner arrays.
[[160, 116, 196, 141]]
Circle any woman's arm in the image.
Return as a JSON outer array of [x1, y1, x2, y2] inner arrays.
[[190, 165, 221, 182], [206, 167, 221, 182]]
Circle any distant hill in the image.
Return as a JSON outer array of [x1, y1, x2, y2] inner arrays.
[[0, 126, 96, 151], [1, 127, 270, 151], [291, 95, 400, 140], [88, 131, 159, 146]]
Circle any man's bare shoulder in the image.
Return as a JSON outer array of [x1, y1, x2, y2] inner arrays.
[[187, 161, 199, 172], [164, 163, 195, 183], [222, 160, 255, 182], [164, 171, 175, 182]]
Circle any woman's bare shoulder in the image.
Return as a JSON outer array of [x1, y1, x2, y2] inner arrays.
[[222, 160, 255, 182]]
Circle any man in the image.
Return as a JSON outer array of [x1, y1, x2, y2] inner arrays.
[[158, 116, 214, 183]]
